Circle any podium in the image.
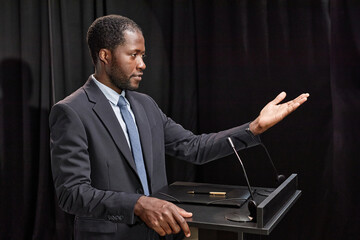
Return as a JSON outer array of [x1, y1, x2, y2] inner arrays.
[[152, 174, 301, 240]]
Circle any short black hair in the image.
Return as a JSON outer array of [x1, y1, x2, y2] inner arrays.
[[87, 14, 142, 65]]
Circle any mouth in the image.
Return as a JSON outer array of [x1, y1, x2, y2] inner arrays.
[[132, 74, 143, 81]]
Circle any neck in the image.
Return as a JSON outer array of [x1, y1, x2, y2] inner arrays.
[[94, 68, 122, 94]]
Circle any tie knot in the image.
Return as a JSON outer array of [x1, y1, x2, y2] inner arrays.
[[117, 96, 127, 108]]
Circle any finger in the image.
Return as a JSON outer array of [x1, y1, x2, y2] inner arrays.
[[299, 93, 310, 103], [158, 218, 173, 236], [271, 91, 287, 105], [173, 212, 191, 238], [161, 206, 181, 234], [287, 93, 309, 110], [168, 219, 181, 234], [152, 220, 167, 236], [284, 99, 308, 117], [296, 95, 308, 105], [175, 205, 193, 218], [167, 205, 191, 234], [293, 93, 309, 103]]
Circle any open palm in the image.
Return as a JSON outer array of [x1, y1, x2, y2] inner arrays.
[[250, 92, 309, 135]]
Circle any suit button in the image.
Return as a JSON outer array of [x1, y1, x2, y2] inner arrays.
[[136, 188, 144, 194]]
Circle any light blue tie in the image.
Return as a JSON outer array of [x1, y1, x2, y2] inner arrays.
[[117, 96, 150, 196]]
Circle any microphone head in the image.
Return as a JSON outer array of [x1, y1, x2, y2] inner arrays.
[[277, 174, 286, 184], [247, 200, 257, 221]]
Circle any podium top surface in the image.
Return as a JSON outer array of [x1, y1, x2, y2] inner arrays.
[[152, 174, 301, 235]]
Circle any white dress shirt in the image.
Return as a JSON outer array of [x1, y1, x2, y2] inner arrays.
[[92, 75, 137, 150]]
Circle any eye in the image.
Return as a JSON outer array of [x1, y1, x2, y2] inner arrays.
[[141, 54, 147, 59]]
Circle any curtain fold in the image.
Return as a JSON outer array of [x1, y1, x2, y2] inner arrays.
[[323, 0, 360, 238], [0, 0, 55, 239]]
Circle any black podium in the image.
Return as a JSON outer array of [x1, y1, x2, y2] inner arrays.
[[152, 174, 301, 240]]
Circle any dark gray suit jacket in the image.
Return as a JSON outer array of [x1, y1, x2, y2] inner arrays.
[[49, 77, 260, 239]]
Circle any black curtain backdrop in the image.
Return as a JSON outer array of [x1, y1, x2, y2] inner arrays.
[[0, 0, 359, 239]]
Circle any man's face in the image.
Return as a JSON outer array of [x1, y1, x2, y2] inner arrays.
[[106, 30, 146, 91]]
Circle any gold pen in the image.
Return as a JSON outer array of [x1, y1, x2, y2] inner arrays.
[[187, 191, 226, 196]]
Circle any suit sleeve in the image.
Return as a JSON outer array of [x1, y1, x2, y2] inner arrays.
[[159, 108, 260, 164], [50, 103, 142, 224]]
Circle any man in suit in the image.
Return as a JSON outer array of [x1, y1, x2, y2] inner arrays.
[[50, 15, 309, 239]]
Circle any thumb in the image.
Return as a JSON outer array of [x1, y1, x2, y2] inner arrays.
[[271, 91, 286, 105]]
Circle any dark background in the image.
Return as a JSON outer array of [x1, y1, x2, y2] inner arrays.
[[0, 0, 359, 239]]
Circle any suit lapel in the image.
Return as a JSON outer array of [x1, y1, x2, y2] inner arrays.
[[126, 91, 154, 189], [83, 78, 137, 173]]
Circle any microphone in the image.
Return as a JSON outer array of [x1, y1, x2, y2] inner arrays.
[[245, 129, 286, 185], [226, 137, 257, 222], [258, 142, 286, 184]]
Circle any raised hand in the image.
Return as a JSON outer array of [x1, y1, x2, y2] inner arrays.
[[134, 196, 193, 237], [249, 92, 309, 135]]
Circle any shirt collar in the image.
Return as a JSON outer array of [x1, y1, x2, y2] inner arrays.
[[91, 74, 129, 106]]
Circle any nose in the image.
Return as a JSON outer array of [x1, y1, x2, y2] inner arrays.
[[137, 57, 146, 71]]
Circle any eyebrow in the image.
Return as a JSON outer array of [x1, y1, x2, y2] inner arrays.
[[129, 49, 146, 54]]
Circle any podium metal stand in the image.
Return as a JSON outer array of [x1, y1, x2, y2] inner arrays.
[[152, 174, 301, 240]]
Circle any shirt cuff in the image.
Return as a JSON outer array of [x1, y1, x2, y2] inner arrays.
[[245, 123, 261, 145]]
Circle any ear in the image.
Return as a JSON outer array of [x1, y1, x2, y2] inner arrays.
[[98, 49, 112, 65]]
